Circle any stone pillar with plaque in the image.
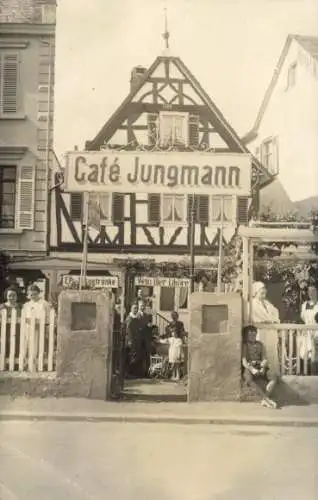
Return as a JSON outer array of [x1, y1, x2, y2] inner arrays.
[[56, 290, 113, 400], [188, 292, 243, 402]]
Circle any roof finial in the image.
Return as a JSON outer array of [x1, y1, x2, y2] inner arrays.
[[162, 7, 170, 50]]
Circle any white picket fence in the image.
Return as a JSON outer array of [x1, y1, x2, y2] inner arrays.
[[257, 323, 318, 376], [0, 308, 56, 373]]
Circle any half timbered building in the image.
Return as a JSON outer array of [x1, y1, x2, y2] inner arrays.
[[49, 44, 275, 327]]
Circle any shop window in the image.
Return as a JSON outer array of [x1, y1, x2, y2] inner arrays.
[[159, 287, 175, 311], [178, 287, 188, 309]]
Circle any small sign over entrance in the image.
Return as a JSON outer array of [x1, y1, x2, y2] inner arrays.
[[135, 276, 190, 288], [62, 275, 119, 289]]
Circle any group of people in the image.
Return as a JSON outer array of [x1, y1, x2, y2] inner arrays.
[[124, 295, 186, 380], [241, 280, 318, 409], [0, 284, 51, 367], [251, 281, 318, 374]]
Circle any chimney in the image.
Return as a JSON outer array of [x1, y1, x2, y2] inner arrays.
[[130, 66, 147, 91]]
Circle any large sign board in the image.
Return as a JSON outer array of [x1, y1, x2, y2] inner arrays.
[[62, 275, 119, 289], [64, 151, 251, 196], [135, 276, 190, 288]]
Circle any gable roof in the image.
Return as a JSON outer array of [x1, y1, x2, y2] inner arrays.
[[242, 34, 318, 143], [86, 54, 274, 189]]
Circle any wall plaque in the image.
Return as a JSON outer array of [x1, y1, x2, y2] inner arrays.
[[202, 305, 229, 334], [71, 303, 97, 331]]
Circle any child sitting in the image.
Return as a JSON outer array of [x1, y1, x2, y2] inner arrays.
[[159, 326, 183, 381], [242, 325, 278, 409]]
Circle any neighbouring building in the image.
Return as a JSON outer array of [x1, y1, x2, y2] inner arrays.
[[0, 0, 57, 297], [243, 34, 318, 216], [49, 42, 274, 328]]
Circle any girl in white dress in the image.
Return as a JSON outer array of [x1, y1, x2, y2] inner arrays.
[[160, 327, 183, 381]]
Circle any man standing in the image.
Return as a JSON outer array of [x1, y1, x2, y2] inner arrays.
[[137, 301, 152, 377]]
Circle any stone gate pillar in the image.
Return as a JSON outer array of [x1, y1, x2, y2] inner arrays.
[[188, 292, 243, 402], [56, 290, 113, 400]]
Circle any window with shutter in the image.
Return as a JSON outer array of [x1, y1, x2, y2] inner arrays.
[[159, 112, 188, 146], [188, 114, 199, 148], [161, 194, 186, 224], [148, 193, 161, 224], [237, 196, 249, 226], [16, 164, 35, 230], [147, 113, 158, 147], [112, 193, 124, 223], [188, 195, 209, 224], [0, 52, 19, 115], [70, 193, 83, 221], [0, 166, 16, 229]]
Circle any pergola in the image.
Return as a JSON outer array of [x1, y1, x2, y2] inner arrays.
[[238, 225, 318, 323]]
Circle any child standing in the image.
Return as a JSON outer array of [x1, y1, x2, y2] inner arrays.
[[161, 327, 183, 381]]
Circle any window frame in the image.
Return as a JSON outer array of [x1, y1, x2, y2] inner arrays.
[[260, 136, 279, 175], [96, 192, 113, 226], [159, 111, 189, 147], [0, 166, 17, 229], [160, 193, 187, 226], [70, 192, 114, 226], [209, 195, 237, 225]]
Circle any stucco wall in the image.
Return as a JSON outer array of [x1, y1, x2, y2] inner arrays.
[[251, 39, 318, 203], [0, 6, 56, 255], [0, 0, 56, 24]]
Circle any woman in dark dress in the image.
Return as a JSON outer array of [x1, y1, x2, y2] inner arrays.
[[0, 287, 22, 368], [125, 304, 142, 378]]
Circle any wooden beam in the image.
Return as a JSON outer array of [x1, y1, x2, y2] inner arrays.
[[129, 102, 207, 114], [149, 77, 186, 84]]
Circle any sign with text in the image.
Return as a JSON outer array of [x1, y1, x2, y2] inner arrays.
[[64, 151, 251, 196], [135, 276, 190, 288], [62, 275, 119, 289]]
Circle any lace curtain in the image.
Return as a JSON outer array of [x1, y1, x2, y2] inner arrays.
[[162, 195, 184, 222]]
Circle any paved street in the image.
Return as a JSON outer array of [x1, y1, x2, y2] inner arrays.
[[0, 420, 317, 500]]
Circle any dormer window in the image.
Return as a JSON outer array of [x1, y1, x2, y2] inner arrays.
[[159, 112, 188, 147], [287, 62, 297, 90]]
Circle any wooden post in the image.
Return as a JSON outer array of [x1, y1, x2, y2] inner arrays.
[[190, 195, 195, 293], [242, 236, 249, 323], [217, 197, 224, 293], [248, 240, 254, 322], [80, 192, 89, 291]]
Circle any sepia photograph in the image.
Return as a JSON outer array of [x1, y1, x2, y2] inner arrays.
[[0, 0, 318, 498]]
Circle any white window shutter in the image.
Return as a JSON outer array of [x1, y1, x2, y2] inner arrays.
[[16, 164, 35, 230], [0, 53, 19, 114]]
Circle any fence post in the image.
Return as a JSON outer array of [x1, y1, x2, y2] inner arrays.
[[0, 308, 7, 371]]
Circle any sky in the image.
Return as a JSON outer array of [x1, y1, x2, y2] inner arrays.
[[54, 0, 318, 158]]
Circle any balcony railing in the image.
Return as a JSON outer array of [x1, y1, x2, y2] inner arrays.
[[256, 323, 318, 376]]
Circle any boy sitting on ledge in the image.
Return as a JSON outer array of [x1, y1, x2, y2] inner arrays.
[[242, 325, 278, 409]]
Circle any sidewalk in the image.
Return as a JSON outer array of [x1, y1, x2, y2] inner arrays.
[[1, 396, 318, 427]]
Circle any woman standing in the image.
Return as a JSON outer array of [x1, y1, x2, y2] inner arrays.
[[22, 285, 50, 370], [250, 281, 281, 376], [125, 304, 142, 378], [250, 282, 280, 324], [0, 287, 22, 368]]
